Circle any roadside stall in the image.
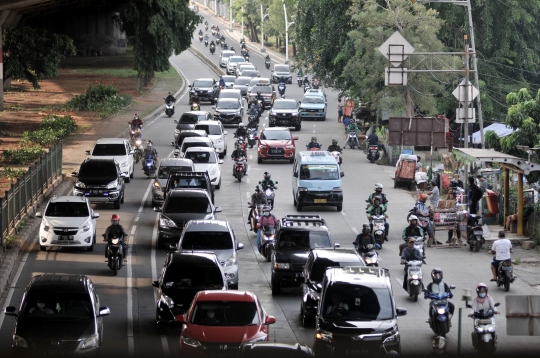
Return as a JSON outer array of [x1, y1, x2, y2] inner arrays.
[[394, 154, 417, 190]]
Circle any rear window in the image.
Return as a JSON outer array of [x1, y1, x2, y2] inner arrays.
[[193, 80, 214, 87], [195, 125, 222, 136], [79, 161, 117, 178], [45, 202, 89, 217], [253, 85, 272, 93], [181, 231, 233, 250], [164, 265, 223, 288], [168, 176, 209, 190], [165, 196, 211, 213], [242, 70, 258, 77], [181, 141, 211, 153], [275, 65, 290, 72], [184, 151, 217, 164], [92, 144, 126, 156], [179, 114, 205, 124], [277, 231, 330, 249], [235, 78, 251, 85], [229, 57, 245, 64], [157, 165, 193, 179], [310, 259, 363, 282]]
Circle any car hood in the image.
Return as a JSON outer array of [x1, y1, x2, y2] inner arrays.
[[185, 325, 262, 343], [319, 318, 396, 334], [45, 217, 90, 227], [275, 250, 309, 264], [259, 140, 293, 147], [194, 163, 219, 174], [161, 212, 214, 226], [16, 317, 95, 341], [179, 249, 233, 264], [215, 109, 239, 114], [77, 176, 118, 186], [194, 87, 213, 91], [274, 72, 291, 76]]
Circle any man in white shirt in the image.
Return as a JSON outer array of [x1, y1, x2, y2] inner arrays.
[[489, 230, 513, 282], [325, 293, 349, 316], [428, 181, 440, 208]]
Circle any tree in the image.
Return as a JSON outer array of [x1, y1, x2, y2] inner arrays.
[[3, 26, 76, 89], [232, 0, 262, 43], [118, 0, 200, 87]]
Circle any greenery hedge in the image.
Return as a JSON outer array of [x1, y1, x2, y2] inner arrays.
[[65, 84, 132, 117], [3, 145, 46, 165], [21, 114, 77, 147]]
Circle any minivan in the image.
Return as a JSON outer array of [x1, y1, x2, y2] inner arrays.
[[292, 151, 344, 212]]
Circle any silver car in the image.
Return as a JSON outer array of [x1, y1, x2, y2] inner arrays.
[[152, 158, 195, 206], [220, 50, 236, 68]]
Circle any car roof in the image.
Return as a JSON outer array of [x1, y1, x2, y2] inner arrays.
[[229, 56, 245, 60], [274, 99, 297, 103], [94, 138, 126, 144], [48, 195, 88, 204], [297, 151, 337, 163], [184, 220, 230, 232], [168, 188, 210, 197], [311, 248, 363, 262], [185, 146, 216, 153], [169, 251, 220, 265], [274, 63, 290, 67], [325, 267, 390, 288], [193, 78, 214, 82], [181, 111, 209, 115], [235, 76, 252, 82], [250, 78, 270, 84], [223, 75, 236, 79], [195, 290, 257, 302], [196, 120, 221, 127], [222, 50, 235, 55], [159, 158, 194, 167], [182, 137, 213, 144], [220, 89, 241, 94], [28, 275, 90, 294], [303, 90, 325, 97], [263, 127, 291, 132]]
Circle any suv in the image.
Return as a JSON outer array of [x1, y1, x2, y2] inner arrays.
[[173, 111, 213, 141], [173, 129, 208, 149], [86, 138, 134, 182], [314, 267, 407, 357], [177, 220, 243, 289], [296, 249, 365, 326], [248, 83, 276, 108], [4, 274, 110, 356], [152, 158, 195, 207], [271, 64, 292, 84], [269, 98, 301, 130], [72, 158, 126, 209], [234, 76, 252, 97], [213, 98, 243, 125], [189, 79, 220, 104], [220, 50, 236, 67], [154, 189, 222, 248], [299, 89, 327, 121], [178, 137, 215, 158], [36, 196, 99, 252], [194, 120, 228, 158], [164, 172, 214, 204], [270, 215, 337, 295], [153, 252, 227, 324], [226, 56, 246, 75]]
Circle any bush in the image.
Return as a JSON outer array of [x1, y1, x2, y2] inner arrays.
[[21, 115, 77, 147], [0, 167, 26, 182], [3, 145, 46, 165], [41, 114, 77, 135], [65, 84, 132, 117]]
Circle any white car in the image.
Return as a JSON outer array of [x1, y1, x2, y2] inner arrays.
[[222, 75, 236, 88], [236, 64, 256, 77], [226, 56, 246, 75], [183, 147, 223, 189], [220, 50, 236, 68], [178, 137, 216, 158], [36, 196, 99, 251], [194, 121, 228, 159], [86, 138, 134, 182]]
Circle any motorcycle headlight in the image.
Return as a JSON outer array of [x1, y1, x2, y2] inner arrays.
[[315, 329, 333, 342], [75, 181, 86, 189], [248, 335, 267, 343], [263, 234, 275, 242], [121, 161, 129, 168], [273, 262, 290, 269], [160, 216, 177, 228], [111, 238, 120, 245], [225, 255, 237, 267], [437, 308, 445, 315], [135, 140, 142, 146], [161, 293, 175, 308], [487, 325, 495, 332], [82, 220, 91, 233], [106, 179, 119, 189], [181, 335, 201, 348], [13, 335, 29, 348], [81, 334, 99, 350], [411, 274, 419, 280]]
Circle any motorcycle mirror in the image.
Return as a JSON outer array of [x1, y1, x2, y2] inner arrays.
[[70, 172, 78, 177], [494, 303, 500, 307], [340, 172, 345, 178], [275, 181, 278, 184], [449, 285, 456, 289]]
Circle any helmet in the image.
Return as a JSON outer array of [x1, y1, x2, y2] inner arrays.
[[408, 215, 418, 223], [476, 283, 488, 296], [432, 336, 447, 355], [257, 91, 261, 95], [373, 195, 382, 203], [111, 214, 120, 225], [311, 136, 317, 141], [264, 172, 271, 180], [419, 193, 428, 202], [147, 141, 153, 148], [168, 92, 171, 95], [431, 268, 443, 284], [255, 186, 261, 193], [239, 123, 245, 128], [332, 139, 338, 145], [374, 183, 383, 192], [362, 224, 370, 234]]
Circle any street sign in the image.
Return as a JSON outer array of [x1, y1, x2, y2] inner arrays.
[[452, 79, 479, 101], [385, 68, 407, 86], [455, 107, 476, 123], [378, 31, 415, 67]]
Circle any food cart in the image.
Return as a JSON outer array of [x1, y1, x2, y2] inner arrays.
[[394, 154, 417, 190]]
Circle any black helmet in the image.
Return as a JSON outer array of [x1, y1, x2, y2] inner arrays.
[[257, 91, 261, 95], [431, 268, 443, 284], [362, 224, 370, 234], [332, 139, 338, 145], [264, 172, 271, 180], [373, 195, 382, 204], [255, 186, 261, 192]]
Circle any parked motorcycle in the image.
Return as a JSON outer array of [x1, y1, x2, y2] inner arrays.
[[467, 213, 485, 252], [495, 258, 514, 292], [405, 260, 424, 302], [247, 127, 257, 148], [259, 225, 275, 262], [233, 157, 247, 182], [367, 145, 379, 163], [467, 302, 500, 354], [354, 243, 380, 267], [164, 99, 175, 117], [103, 235, 124, 276], [424, 290, 455, 337], [144, 155, 156, 178], [370, 214, 387, 248]]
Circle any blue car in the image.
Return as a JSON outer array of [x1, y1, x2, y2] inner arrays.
[[299, 89, 327, 121]]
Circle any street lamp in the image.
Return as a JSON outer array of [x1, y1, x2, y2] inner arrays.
[[282, 0, 294, 64], [229, 0, 232, 31], [260, 5, 270, 52], [413, 0, 485, 149]]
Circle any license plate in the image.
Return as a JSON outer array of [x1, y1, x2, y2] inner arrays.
[[473, 230, 483, 235], [58, 236, 73, 240], [309, 111, 315, 114], [501, 266, 512, 271], [270, 149, 280, 154], [92, 190, 102, 194], [345, 350, 368, 356], [314, 198, 327, 203]]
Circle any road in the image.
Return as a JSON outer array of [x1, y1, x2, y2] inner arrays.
[[1, 12, 539, 357]]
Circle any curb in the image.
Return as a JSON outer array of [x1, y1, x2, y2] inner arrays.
[[188, 46, 225, 77]]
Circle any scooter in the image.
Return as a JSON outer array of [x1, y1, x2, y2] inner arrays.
[[103, 235, 124, 276], [247, 126, 257, 148], [210, 45, 215, 54], [204, 39, 208, 47], [260, 183, 278, 209], [345, 132, 359, 149], [191, 101, 200, 111], [467, 302, 500, 354], [354, 243, 380, 267], [164, 100, 175, 117], [412, 235, 426, 257], [297, 76, 303, 87], [144, 155, 156, 178], [233, 157, 246, 182], [236, 136, 246, 151], [259, 224, 275, 262], [265, 58, 271, 69], [367, 145, 379, 163], [303, 82, 311, 93], [370, 214, 387, 248], [496, 258, 514, 292], [405, 260, 424, 302], [424, 290, 455, 337], [278, 83, 286, 98], [199, 34, 203, 42], [467, 213, 485, 252]]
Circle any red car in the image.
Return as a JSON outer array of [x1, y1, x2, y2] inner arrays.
[[176, 290, 276, 356], [256, 127, 298, 164]]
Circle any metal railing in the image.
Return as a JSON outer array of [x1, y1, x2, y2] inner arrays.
[[0, 141, 63, 244]]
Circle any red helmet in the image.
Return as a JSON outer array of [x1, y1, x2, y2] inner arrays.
[[419, 193, 428, 202], [111, 214, 120, 221]]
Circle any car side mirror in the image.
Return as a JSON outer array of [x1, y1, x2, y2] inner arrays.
[[92, 213, 100, 219], [340, 172, 345, 178], [173, 119, 179, 124], [295, 274, 305, 283], [35, 212, 43, 218], [97, 307, 110, 317], [188, 85, 192, 88], [212, 106, 216, 109], [237, 243, 244, 250], [169, 244, 178, 251], [298, 101, 301, 104], [218, 160, 224, 164], [293, 136, 299, 140], [129, 150, 135, 155], [265, 316, 276, 324], [396, 307, 408, 316], [71, 172, 78, 177], [85, 150, 91, 155], [4, 307, 17, 317], [275, 181, 278, 184], [293, 172, 298, 178], [153, 207, 162, 212], [334, 243, 340, 249], [224, 131, 228, 135], [174, 314, 187, 323], [215, 207, 222, 213]]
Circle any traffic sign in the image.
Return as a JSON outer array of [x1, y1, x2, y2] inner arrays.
[[378, 31, 415, 67], [452, 79, 479, 102]]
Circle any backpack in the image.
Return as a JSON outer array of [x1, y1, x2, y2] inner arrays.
[[472, 185, 483, 201]]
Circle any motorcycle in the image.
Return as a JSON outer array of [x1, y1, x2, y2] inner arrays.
[[354, 243, 380, 267], [467, 213, 485, 252], [259, 225, 275, 262], [199, 34, 203, 42], [248, 203, 264, 232], [133, 138, 144, 164], [211, 29, 216, 36], [233, 157, 247, 182], [236, 136, 247, 151], [265, 58, 271, 69], [247, 127, 257, 148], [278, 83, 286, 98], [191, 101, 200, 111], [144, 155, 156, 178], [210, 45, 215, 54], [164, 100, 175, 117], [367, 145, 379, 163], [244, 53, 250, 62], [297, 76, 303, 87], [128, 123, 142, 140], [405, 260, 424, 302], [303, 82, 311, 93], [411, 235, 426, 257], [216, 38, 221, 46], [495, 258, 514, 292], [103, 235, 124, 276], [330, 151, 342, 165], [205, 24, 208, 31], [370, 214, 387, 248], [204, 39, 208, 47], [424, 290, 455, 337], [467, 302, 500, 354], [260, 183, 278, 209], [345, 132, 359, 149]]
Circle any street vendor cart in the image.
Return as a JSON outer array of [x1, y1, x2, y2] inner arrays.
[[394, 154, 417, 190]]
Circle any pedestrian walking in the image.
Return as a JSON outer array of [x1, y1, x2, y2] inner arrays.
[[337, 98, 343, 123]]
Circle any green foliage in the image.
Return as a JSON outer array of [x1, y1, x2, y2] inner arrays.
[[484, 130, 501, 151], [0, 167, 26, 182], [4, 234, 16, 249], [3, 145, 46, 165], [65, 84, 131, 117], [2, 26, 76, 89], [21, 115, 77, 147]]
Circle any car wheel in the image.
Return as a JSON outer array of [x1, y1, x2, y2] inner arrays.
[[337, 205, 343, 212], [125, 176, 130, 183], [216, 178, 221, 190], [293, 196, 297, 206], [258, 158, 263, 164], [296, 204, 302, 212], [271, 277, 281, 295], [223, 148, 227, 156], [40, 245, 46, 251], [219, 152, 225, 159], [130, 169, 134, 179], [295, 124, 301, 131], [87, 243, 94, 252], [289, 158, 294, 164], [114, 198, 121, 209], [121, 191, 125, 204], [93, 233, 96, 245]]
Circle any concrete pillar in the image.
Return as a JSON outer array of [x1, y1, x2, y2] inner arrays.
[[518, 172, 523, 236]]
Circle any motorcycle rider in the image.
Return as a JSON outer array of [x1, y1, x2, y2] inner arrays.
[[220, 34, 225, 44], [399, 215, 424, 256], [367, 183, 388, 210], [256, 206, 278, 252], [141, 140, 158, 170], [234, 123, 247, 138], [165, 92, 175, 104], [354, 224, 377, 252], [130, 114, 143, 138], [278, 81, 286, 96], [468, 283, 499, 317], [343, 119, 360, 149], [254, 91, 264, 105], [259, 171, 276, 189], [413, 193, 434, 240], [198, 29, 203, 37], [247, 104, 259, 121], [489, 230, 515, 282], [303, 76, 310, 87], [103, 214, 128, 260], [204, 34, 209, 43], [219, 76, 226, 89], [307, 136, 321, 149], [400, 238, 424, 291], [327, 139, 343, 164], [231, 142, 248, 175], [265, 54, 270, 62], [209, 40, 216, 52], [424, 268, 455, 327], [249, 186, 268, 231], [366, 196, 389, 240]]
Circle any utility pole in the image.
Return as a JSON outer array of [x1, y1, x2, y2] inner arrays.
[[241, 6, 244, 40], [466, 0, 484, 148], [229, 0, 232, 31], [464, 34, 469, 149], [260, 5, 269, 52], [282, 0, 294, 64]]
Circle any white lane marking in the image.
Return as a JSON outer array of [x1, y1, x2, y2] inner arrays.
[[246, 192, 250, 199], [151, 216, 160, 301], [313, 130, 316, 133], [351, 227, 359, 235], [0, 242, 35, 330], [249, 155, 253, 160], [395, 278, 403, 286], [341, 211, 346, 216], [161, 335, 170, 357]]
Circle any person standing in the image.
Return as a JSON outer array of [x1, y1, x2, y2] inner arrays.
[[468, 176, 482, 215], [337, 98, 344, 123], [477, 175, 488, 193], [428, 181, 440, 209]]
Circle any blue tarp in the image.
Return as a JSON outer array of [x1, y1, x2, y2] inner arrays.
[[471, 123, 515, 144]]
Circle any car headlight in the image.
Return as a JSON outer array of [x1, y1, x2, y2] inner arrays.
[[75, 181, 86, 189], [225, 255, 237, 267], [106, 179, 119, 189], [161, 294, 175, 308], [181, 335, 201, 348], [41, 219, 50, 232], [292, 111, 298, 116], [273, 262, 290, 269], [82, 220, 91, 233], [159, 216, 177, 228], [383, 330, 399, 345], [259, 145, 267, 149], [248, 335, 267, 343], [121, 161, 129, 168], [81, 334, 99, 350], [216, 137, 223, 143], [285, 145, 294, 149], [437, 308, 445, 315], [298, 187, 308, 192], [153, 180, 161, 189], [210, 168, 218, 177], [13, 334, 29, 348], [315, 329, 333, 342]]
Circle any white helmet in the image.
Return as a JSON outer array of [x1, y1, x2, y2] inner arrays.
[[374, 183, 383, 190], [408, 215, 418, 223]]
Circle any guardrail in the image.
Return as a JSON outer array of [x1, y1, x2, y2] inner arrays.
[[0, 141, 63, 245]]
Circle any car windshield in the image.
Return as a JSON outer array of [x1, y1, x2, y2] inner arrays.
[[165, 196, 211, 214], [223, 76, 236, 83], [184, 151, 216, 164], [242, 71, 258, 77], [195, 125, 222, 135], [21, 293, 93, 319], [230, 57, 245, 63], [322, 283, 394, 321], [311, 260, 363, 282], [163, 265, 224, 289], [217, 100, 239, 110], [219, 92, 240, 99], [169, 177, 209, 190], [300, 164, 339, 180], [92, 144, 126, 156], [278, 231, 330, 249], [273, 101, 297, 110], [179, 114, 204, 124], [260, 130, 291, 141], [181, 231, 233, 250], [193, 80, 213, 87], [157, 165, 193, 179], [253, 86, 272, 93], [221, 52, 234, 58], [181, 141, 211, 153], [302, 96, 325, 104], [235, 78, 251, 85], [78, 162, 117, 178], [191, 301, 259, 326], [45, 202, 89, 217], [275, 65, 290, 72]]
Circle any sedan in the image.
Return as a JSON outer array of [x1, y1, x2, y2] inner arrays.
[[183, 147, 223, 189], [256, 127, 298, 164], [234, 77, 252, 97], [176, 291, 276, 356], [222, 75, 236, 88], [240, 70, 259, 79]]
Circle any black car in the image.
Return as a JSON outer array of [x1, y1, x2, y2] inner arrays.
[[213, 98, 243, 125], [240, 342, 314, 358], [296, 249, 365, 327], [164, 171, 214, 203], [272, 64, 292, 84], [3, 274, 110, 356], [153, 251, 227, 324], [154, 189, 221, 248], [269, 99, 301, 131], [71, 158, 126, 209], [270, 215, 337, 295], [189, 78, 220, 104], [173, 111, 212, 141], [234, 76, 252, 97], [313, 267, 407, 357], [172, 129, 208, 149]]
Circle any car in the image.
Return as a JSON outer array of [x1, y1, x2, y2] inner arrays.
[[219, 88, 245, 111], [296, 249, 365, 327], [3, 274, 110, 356], [299, 89, 327, 121], [237, 65, 257, 77], [220, 50, 236, 67], [152, 158, 195, 207], [194, 120, 228, 158], [71, 158, 126, 209], [272, 63, 292, 84], [313, 267, 407, 357], [154, 189, 222, 247], [240, 69, 259, 79], [189, 78, 220, 104], [234, 76, 252, 97], [164, 171, 215, 203], [256, 127, 298, 164], [173, 111, 213, 141], [184, 147, 223, 189], [226, 56, 246, 75], [213, 98, 243, 126], [236, 62, 255, 76], [85, 138, 134, 182], [35, 196, 99, 252], [247, 77, 271, 95], [240, 342, 315, 358], [270, 215, 336, 295], [176, 291, 276, 356], [173, 129, 209, 149], [177, 220, 243, 289], [222, 75, 236, 88], [178, 137, 215, 158], [269, 98, 301, 130], [153, 252, 227, 324], [248, 83, 276, 108]]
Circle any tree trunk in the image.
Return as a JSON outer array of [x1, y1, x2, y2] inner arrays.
[[247, 19, 259, 43], [292, 42, 297, 57]]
